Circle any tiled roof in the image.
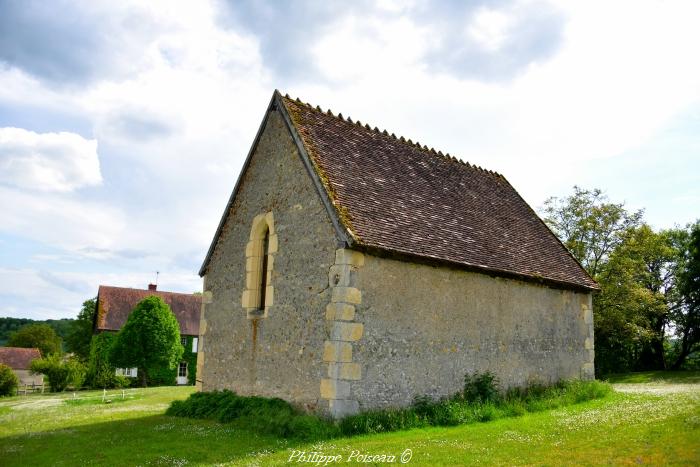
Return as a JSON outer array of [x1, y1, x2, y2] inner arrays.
[[0, 347, 41, 370], [279, 93, 598, 291], [96, 286, 201, 336]]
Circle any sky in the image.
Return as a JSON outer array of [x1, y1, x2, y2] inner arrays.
[[0, 0, 698, 320]]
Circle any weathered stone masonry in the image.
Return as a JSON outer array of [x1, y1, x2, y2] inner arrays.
[[321, 248, 365, 418]]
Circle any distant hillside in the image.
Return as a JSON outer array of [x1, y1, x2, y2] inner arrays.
[[0, 317, 75, 346]]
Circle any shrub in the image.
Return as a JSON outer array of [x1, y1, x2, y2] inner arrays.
[[462, 371, 501, 403], [167, 390, 337, 440], [30, 354, 86, 392], [0, 364, 19, 396]]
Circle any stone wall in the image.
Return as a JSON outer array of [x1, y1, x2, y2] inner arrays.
[[198, 108, 338, 411], [350, 254, 595, 410]]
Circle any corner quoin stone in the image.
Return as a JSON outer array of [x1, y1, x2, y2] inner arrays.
[[331, 287, 361, 304], [330, 321, 364, 342], [325, 303, 355, 321], [323, 341, 353, 362]]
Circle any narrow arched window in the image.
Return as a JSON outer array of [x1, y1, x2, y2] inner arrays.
[[258, 227, 270, 310], [243, 212, 277, 318]]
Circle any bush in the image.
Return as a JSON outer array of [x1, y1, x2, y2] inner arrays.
[[462, 371, 501, 403], [167, 390, 338, 440], [30, 354, 86, 392], [0, 364, 19, 396]]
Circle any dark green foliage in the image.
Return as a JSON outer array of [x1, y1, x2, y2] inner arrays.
[[182, 335, 197, 386], [86, 333, 129, 389], [673, 221, 700, 369], [7, 323, 62, 356], [65, 298, 96, 361], [0, 363, 19, 396], [0, 317, 74, 347], [109, 296, 184, 387], [166, 390, 338, 440], [146, 365, 177, 386], [462, 371, 500, 403], [30, 354, 86, 392]]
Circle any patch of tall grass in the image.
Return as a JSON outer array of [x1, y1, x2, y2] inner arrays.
[[166, 390, 338, 440], [167, 376, 612, 439]]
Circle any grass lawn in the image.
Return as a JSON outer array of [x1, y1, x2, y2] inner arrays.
[[0, 379, 698, 466]]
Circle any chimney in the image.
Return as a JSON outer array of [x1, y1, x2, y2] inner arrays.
[[148, 283, 157, 291]]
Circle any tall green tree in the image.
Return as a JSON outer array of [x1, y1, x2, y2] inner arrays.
[[109, 296, 183, 387], [65, 298, 96, 361], [7, 323, 62, 356], [673, 221, 700, 368], [542, 186, 643, 277], [595, 225, 685, 371]]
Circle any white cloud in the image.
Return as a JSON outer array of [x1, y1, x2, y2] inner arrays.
[[0, 268, 201, 320], [467, 7, 513, 52], [1, 0, 699, 321], [0, 127, 101, 192]]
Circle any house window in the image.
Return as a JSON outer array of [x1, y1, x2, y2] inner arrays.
[[181, 336, 187, 346], [242, 212, 278, 318], [192, 337, 198, 353], [178, 362, 187, 378], [116, 367, 138, 377]]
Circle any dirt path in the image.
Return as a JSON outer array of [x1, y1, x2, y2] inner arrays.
[[613, 382, 700, 394]]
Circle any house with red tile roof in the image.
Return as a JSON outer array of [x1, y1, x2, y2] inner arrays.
[[0, 347, 43, 389], [94, 284, 201, 385], [196, 90, 598, 417]]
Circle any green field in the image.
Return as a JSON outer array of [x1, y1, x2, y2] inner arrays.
[[0, 374, 698, 466]]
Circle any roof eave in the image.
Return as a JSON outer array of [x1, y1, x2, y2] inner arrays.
[[353, 243, 600, 293]]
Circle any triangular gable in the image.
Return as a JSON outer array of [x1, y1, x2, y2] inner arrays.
[[199, 90, 351, 276]]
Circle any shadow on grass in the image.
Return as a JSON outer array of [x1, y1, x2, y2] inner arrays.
[[605, 370, 700, 384], [0, 414, 289, 467]]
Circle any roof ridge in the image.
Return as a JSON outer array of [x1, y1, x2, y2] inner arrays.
[[281, 92, 502, 178], [98, 285, 199, 296]]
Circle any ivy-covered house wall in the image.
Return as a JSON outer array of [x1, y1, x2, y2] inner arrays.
[[144, 335, 198, 386]]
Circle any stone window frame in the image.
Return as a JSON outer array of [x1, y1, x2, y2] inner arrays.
[[241, 211, 278, 319]]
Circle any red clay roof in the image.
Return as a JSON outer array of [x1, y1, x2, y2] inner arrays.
[[0, 347, 41, 370], [96, 286, 201, 336], [280, 94, 598, 291]]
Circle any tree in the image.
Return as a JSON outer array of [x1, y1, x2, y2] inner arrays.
[[109, 296, 184, 387], [0, 364, 19, 396], [7, 323, 62, 356], [30, 354, 86, 392], [86, 333, 129, 389], [65, 298, 96, 361], [542, 186, 643, 277], [595, 225, 684, 371], [673, 221, 700, 368]]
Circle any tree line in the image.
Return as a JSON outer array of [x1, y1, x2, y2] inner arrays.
[[543, 186, 700, 375], [0, 317, 74, 347]]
